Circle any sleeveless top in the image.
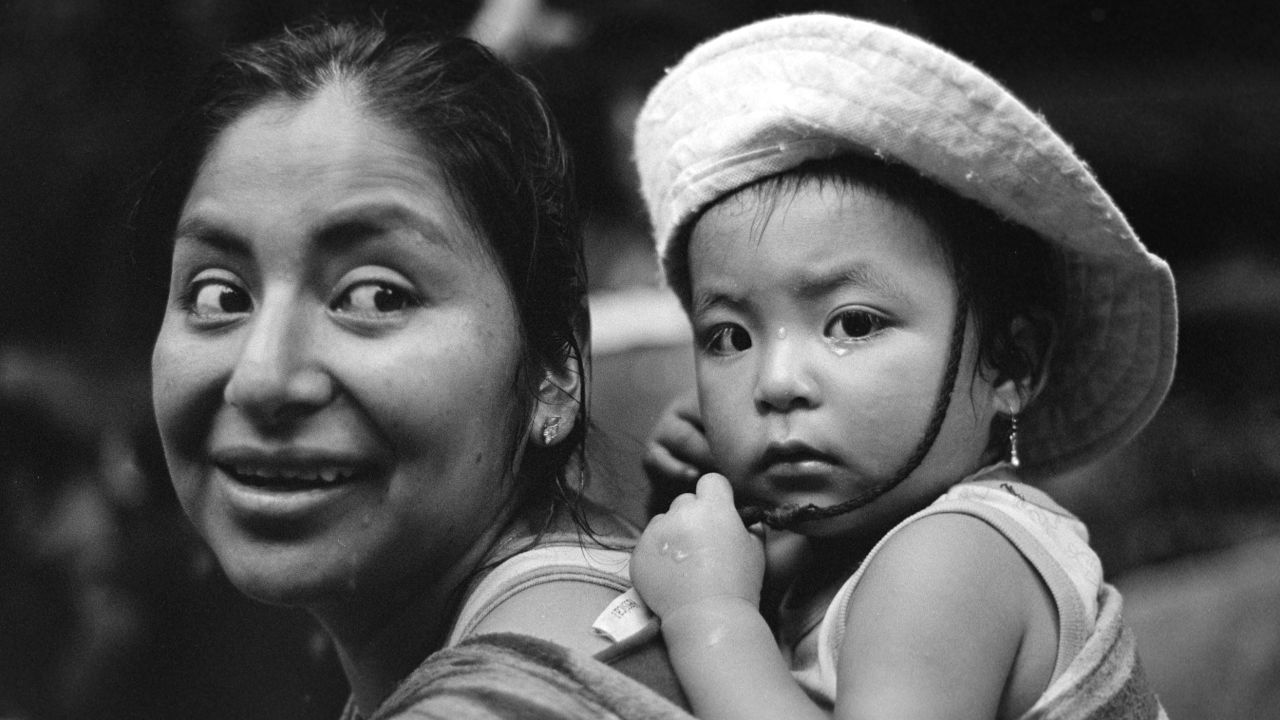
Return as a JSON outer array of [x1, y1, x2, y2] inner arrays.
[[779, 465, 1104, 714], [340, 529, 635, 720], [446, 530, 635, 644]]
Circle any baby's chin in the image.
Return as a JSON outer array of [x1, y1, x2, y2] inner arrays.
[[737, 483, 903, 539], [785, 508, 883, 540], [741, 487, 849, 521], [734, 468, 858, 508]]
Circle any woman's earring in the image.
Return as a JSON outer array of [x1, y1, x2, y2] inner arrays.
[[1008, 413, 1021, 469], [541, 415, 562, 445]]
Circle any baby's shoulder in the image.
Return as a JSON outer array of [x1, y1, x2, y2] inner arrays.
[[837, 513, 1060, 714], [860, 510, 1037, 598], [839, 510, 1057, 653]]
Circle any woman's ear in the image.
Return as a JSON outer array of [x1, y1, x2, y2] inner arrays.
[[529, 357, 582, 447]]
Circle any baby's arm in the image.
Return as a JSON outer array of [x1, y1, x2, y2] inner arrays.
[[631, 475, 828, 720], [834, 513, 1058, 720]]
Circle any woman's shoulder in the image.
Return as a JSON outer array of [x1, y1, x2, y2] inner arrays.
[[447, 497, 638, 654], [549, 495, 643, 540]]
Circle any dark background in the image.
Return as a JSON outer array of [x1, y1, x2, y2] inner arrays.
[[2, 1, 1278, 718]]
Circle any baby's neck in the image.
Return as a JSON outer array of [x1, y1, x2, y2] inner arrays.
[[782, 536, 870, 607]]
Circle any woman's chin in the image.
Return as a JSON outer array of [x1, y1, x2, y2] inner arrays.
[[217, 553, 357, 609]]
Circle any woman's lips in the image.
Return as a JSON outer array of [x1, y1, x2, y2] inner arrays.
[[208, 461, 375, 529], [210, 445, 381, 492]]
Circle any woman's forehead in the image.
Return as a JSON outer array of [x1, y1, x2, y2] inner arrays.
[[179, 88, 500, 269], [206, 86, 423, 181]]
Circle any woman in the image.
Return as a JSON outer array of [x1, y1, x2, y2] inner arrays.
[[144, 20, 642, 718]]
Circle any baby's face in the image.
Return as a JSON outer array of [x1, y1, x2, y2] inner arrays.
[[686, 181, 1003, 539]]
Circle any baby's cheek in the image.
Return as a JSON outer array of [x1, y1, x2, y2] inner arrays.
[[852, 372, 936, 426], [704, 420, 753, 481]]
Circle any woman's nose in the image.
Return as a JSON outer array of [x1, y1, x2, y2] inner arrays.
[[223, 296, 335, 425], [753, 337, 818, 414]]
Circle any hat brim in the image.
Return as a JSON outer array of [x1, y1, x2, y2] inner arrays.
[[635, 13, 1177, 476]]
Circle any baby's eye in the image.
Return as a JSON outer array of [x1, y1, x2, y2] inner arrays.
[[704, 324, 752, 355], [332, 281, 418, 316], [185, 279, 251, 318], [824, 309, 886, 340]]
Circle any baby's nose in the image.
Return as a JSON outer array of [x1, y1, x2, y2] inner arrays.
[[753, 338, 818, 413]]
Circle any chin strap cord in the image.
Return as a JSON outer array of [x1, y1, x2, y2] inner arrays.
[[739, 280, 971, 531]]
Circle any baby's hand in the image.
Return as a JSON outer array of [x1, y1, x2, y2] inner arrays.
[[631, 474, 766, 619], [642, 391, 715, 515]]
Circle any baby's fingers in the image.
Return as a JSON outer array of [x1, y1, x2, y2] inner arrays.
[[695, 473, 735, 504], [647, 392, 714, 470], [642, 442, 700, 486]]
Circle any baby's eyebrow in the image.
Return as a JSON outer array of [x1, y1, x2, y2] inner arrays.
[[690, 287, 744, 320], [689, 263, 912, 319], [795, 263, 911, 303]]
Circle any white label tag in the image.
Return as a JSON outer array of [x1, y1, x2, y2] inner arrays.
[[591, 588, 655, 643]]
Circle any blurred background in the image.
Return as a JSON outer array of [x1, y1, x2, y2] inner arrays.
[[1, 1, 1277, 718]]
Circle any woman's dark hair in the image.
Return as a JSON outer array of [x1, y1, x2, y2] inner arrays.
[[671, 153, 1063, 454], [135, 20, 590, 522]]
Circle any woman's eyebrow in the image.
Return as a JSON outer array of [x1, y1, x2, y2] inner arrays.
[[172, 216, 251, 257], [314, 203, 457, 253]]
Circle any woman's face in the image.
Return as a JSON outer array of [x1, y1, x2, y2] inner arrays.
[[152, 86, 529, 607]]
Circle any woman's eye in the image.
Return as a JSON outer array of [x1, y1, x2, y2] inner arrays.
[[186, 280, 251, 317], [825, 310, 885, 340], [332, 281, 418, 316], [704, 324, 752, 355]]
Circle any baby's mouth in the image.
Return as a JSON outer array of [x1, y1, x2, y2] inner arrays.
[[754, 442, 840, 474]]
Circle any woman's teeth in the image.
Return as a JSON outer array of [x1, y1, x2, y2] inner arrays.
[[231, 465, 356, 484]]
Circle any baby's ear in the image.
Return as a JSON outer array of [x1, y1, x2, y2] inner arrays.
[[995, 312, 1058, 410], [991, 378, 1024, 417], [529, 357, 582, 447]]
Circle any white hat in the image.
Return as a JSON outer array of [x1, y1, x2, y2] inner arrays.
[[634, 13, 1177, 477]]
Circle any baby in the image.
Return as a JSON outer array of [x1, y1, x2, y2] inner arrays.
[[628, 14, 1174, 720]]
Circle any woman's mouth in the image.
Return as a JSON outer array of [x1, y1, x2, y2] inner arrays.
[[220, 462, 360, 488], [209, 444, 381, 494], [206, 451, 382, 527]]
